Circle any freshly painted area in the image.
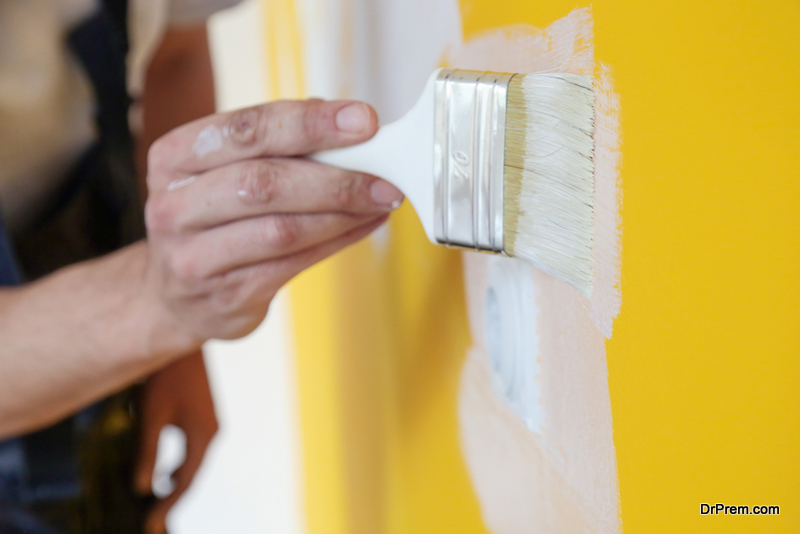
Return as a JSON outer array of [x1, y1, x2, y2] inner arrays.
[[483, 257, 542, 435]]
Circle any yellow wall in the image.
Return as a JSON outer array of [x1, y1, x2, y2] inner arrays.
[[596, 2, 799, 532], [271, 0, 800, 532]]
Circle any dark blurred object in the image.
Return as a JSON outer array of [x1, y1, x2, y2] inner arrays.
[[76, 390, 153, 534], [23, 392, 153, 534]]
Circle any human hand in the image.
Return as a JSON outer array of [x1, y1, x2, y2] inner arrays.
[[134, 350, 218, 534], [143, 100, 402, 349]]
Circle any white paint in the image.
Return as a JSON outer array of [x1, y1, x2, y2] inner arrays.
[[463, 253, 619, 534], [484, 256, 542, 434], [446, 16, 595, 75], [167, 175, 197, 191], [193, 124, 225, 158]]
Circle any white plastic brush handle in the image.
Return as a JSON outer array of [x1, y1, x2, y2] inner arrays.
[[310, 70, 439, 243]]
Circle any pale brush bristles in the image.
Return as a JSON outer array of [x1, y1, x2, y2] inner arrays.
[[504, 73, 595, 296]]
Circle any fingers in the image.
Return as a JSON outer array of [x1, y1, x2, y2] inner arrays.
[[142, 98, 391, 348], [148, 158, 403, 230], [145, 434, 210, 534], [229, 213, 390, 293], [148, 99, 378, 183], [173, 212, 382, 279], [155, 213, 388, 342]]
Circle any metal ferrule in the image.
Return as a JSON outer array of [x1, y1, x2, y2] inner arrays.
[[433, 69, 513, 253]]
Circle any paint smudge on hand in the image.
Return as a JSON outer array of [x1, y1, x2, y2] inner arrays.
[[193, 124, 226, 158]]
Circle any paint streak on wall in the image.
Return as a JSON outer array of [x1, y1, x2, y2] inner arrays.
[[590, 63, 622, 338], [452, 8, 622, 533]]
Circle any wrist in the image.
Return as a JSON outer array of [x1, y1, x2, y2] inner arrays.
[[129, 242, 202, 362]]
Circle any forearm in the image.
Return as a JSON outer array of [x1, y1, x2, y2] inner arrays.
[[0, 242, 194, 439]]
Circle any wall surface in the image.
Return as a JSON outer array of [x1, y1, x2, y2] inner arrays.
[[272, 0, 800, 533]]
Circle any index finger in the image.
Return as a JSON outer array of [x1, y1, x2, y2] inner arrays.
[[147, 99, 378, 181]]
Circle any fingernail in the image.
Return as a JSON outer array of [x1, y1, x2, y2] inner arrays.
[[335, 103, 370, 133], [370, 180, 404, 209]]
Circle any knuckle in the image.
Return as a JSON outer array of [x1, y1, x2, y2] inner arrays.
[[208, 286, 241, 317], [226, 107, 261, 148], [207, 274, 257, 320], [145, 196, 176, 235], [333, 172, 362, 208], [260, 215, 300, 250], [301, 100, 327, 145], [169, 252, 202, 285], [234, 162, 281, 203]]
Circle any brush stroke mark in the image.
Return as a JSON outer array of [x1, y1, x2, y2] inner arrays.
[[589, 64, 622, 339], [446, 13, 594, 75]]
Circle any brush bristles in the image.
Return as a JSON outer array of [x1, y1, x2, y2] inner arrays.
[[504, 73, 595, 296]]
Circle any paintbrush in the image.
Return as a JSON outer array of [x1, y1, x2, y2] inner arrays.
[[312, 69, 595, 296]]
